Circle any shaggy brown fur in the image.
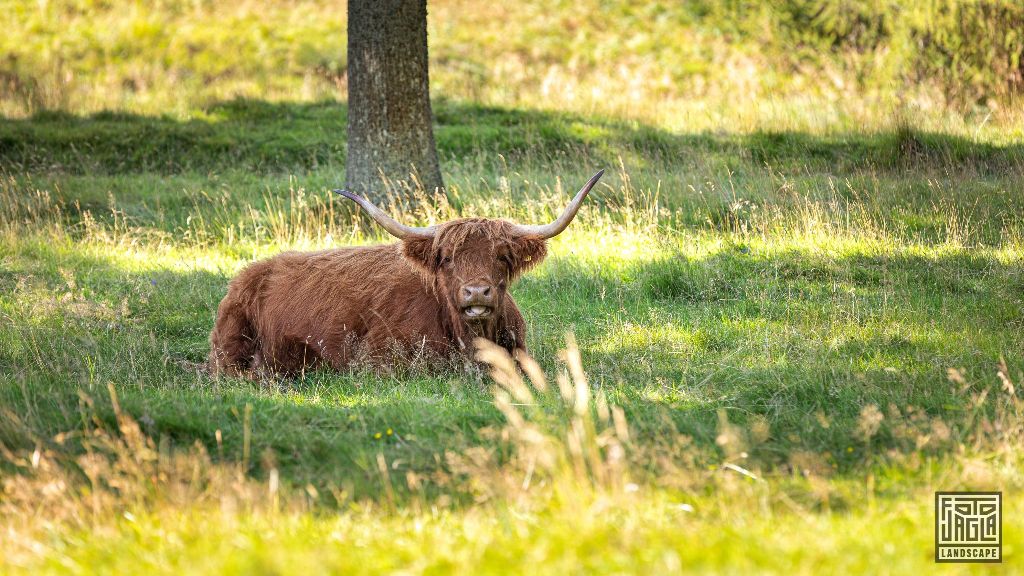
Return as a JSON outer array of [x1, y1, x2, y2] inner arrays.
[[207, 218, 548, 377]]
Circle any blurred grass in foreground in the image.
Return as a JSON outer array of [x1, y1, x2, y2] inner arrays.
[[2, 334, 1021, 574]]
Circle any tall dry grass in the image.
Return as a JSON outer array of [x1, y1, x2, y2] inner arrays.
[[3, 335, 1020, 545]]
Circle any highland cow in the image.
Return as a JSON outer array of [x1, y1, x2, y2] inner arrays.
[[207, 170, 604, 376]]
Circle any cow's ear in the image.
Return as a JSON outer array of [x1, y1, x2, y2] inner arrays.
[[509, 236, 547, 278], [402, 237, 436, 271]]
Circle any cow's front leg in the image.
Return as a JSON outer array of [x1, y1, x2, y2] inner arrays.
[[497, 298, 528, 355]]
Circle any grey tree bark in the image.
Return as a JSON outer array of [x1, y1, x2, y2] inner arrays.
[[346, 0, 443, 201]]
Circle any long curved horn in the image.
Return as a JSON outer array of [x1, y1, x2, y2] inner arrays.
[[510, 169, 604, 238], [334, 189, 437, 239]]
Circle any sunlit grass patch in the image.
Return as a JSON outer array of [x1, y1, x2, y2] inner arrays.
[[4, 491, 1018, 574]]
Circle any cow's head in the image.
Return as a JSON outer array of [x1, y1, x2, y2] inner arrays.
[[335, 170, 604, 342]]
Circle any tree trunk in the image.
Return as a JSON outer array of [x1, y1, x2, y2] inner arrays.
[[346, 0, 443, 201]]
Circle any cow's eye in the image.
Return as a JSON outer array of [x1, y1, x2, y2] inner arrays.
[[441, 256, 452, 265]]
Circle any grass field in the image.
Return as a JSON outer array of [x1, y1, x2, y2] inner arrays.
[[2, 1, 1024, 574]]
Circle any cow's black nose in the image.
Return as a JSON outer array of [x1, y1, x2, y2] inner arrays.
[[462, 284, 494, 304]]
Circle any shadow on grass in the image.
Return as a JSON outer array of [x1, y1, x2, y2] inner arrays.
[[1, 98, 1023, 176], [523, 244, 1022, 469]]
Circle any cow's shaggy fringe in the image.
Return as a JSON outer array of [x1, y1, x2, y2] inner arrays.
[[428, 218, 546, 282]]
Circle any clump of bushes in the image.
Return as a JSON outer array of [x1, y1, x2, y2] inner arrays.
[[767, 0, 1023, 106]]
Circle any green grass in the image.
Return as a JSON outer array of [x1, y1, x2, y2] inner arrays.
[[4, 100, 1024, 176], [2, 98, 1022, 572], [2, 1, 1024, 573]]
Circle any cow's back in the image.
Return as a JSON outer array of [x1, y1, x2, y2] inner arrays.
[[237, 243, 448, 372]]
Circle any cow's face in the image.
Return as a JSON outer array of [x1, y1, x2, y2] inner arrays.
[[335, 170, 604, 342], [402, 220, 547, 326]]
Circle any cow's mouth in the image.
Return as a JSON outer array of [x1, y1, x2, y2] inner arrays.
[[461, 305, 493, 320]]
